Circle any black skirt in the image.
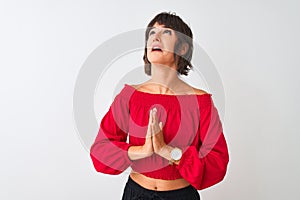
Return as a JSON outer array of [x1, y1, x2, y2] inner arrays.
[[121, 176, 200, 200]]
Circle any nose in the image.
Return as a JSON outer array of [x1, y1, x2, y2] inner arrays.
[[152, 31, 161, 42], [153, 35, 160, 42]]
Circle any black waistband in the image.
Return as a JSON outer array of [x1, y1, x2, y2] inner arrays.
[[126, 176, 195, 196]]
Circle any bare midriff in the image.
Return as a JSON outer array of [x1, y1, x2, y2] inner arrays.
[[130, 170, 190, 191]]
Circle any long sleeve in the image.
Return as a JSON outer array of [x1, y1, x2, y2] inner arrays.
[[176, 101, 229, 190], [90, 92, 133, 175]]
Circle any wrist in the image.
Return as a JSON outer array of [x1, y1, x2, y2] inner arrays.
[[141, 145, 153, 157], [169, 147, 183, 165], [128, 145, 152, 160], [156, 144, 170, 157]]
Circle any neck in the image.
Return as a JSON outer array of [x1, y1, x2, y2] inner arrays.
[[148, 63, 182, 94]]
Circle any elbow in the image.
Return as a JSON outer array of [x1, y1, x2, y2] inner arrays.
[[90, 152, 123, 175], [212, 156, 229, 188], [90, 151, 104, 173], [199, 157, 229, 190], [218, 153, 229, 181]]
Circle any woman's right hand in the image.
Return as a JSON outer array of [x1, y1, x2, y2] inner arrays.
[[128, 109, 154, 160], [141, 109, 154, 157]]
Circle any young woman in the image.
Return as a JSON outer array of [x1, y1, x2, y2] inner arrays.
[[90, 12, 229, 200]]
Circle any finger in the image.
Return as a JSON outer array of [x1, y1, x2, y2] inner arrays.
[[152, 108, 157, 124], [151, 124, 155, 136], [152, 123, 160, 135], [146, 127, 151, 138], [159, 121, 163, 130], [148, 109, 153, 127], [146, 110, 153, 138]]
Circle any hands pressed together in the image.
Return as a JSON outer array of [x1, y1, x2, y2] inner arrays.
[[142, 107, 167, 157], [128, 107, 175, 162]]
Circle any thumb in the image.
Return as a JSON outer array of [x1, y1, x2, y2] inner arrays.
[[159, 121, 163, 130]]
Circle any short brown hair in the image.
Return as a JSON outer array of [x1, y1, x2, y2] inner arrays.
[[143, 12, 193, 76]]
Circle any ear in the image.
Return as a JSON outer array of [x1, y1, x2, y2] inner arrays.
[[179, 42, 189, 56]]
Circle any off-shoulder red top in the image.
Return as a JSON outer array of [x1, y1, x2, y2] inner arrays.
[[90, 84, 229, 190]]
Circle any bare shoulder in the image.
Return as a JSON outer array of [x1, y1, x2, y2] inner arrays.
[[128, 84, 138, 89], [178, 81, 208, 95], [183, 82, 209, 95], [128, 83, 150, 92], [192, 87, 209, 95], [128, 83, 143, 90]]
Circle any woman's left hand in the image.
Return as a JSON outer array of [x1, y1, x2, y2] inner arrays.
[[151, 108, 167, 154]]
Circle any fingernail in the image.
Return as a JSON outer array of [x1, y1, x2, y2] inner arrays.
[[153, 107, 157, 112]]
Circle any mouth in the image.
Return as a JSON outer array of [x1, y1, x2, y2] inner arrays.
[[151, 46, 163, 52], [151, 44, 163, 52]]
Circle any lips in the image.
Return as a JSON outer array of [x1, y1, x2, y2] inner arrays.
[[151, 43, 162, 52]]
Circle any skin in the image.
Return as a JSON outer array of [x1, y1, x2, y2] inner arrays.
[[127, 22, 207, 191], [146, 23, 178, 68], [128, 107, 176, 162]]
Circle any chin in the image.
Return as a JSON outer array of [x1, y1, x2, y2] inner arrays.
[[148, 57, 169, 65], [149, 60, 165, 66]]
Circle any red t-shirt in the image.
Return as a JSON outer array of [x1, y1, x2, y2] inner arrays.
[[90, 84, 229, 190]]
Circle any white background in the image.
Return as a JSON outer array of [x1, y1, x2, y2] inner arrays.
[[1, 0, 300, 199]]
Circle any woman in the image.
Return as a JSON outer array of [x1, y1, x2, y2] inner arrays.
[[90, 12, 229, 200]]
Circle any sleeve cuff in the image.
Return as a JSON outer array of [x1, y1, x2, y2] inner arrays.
[[176, 146, 199, 170]]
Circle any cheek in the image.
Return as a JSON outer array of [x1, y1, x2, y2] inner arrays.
[[163, 41, 176, 53], [146, 40, 152, 52]]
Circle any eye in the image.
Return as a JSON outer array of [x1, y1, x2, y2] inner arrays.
[[163, 30, 172, 35], [149, 30, 155, 36]]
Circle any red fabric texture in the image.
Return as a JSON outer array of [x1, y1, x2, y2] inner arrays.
[[90, 84, 229, 190]]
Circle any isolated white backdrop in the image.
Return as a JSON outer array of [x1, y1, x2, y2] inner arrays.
[[1, 0, 299, 199]]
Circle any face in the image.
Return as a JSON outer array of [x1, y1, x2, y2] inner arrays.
[[146, 22, 178, 67]]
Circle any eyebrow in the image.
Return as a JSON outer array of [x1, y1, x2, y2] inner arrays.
[[148, 26, 171, 32]]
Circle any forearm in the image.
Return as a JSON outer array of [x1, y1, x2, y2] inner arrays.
[[127, 145, 152, 160], [128, 145, 180, 165], [158, 145, 180, 165]]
